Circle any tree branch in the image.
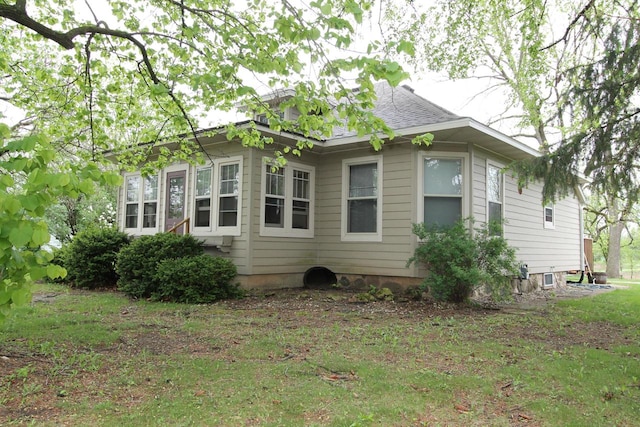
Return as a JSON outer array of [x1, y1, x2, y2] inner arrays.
[[543, 0, 596, 50]]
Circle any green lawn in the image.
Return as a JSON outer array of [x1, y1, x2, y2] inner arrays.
[[1, 283, 639, 426]]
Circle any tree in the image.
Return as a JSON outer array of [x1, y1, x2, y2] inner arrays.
[[380, 0, 640, 278], [45, 185, 117, 244], [0, 0, 425, 323]]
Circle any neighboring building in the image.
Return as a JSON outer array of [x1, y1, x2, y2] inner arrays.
[[116, 83, 585, 291]]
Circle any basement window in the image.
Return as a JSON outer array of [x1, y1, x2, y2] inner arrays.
[[543, 273, 555, 289]]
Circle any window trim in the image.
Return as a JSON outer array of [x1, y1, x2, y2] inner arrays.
[[544, 204, 555, 229], [191, 156, 243, 237], [122, 172, 160, 235], [486, 160, 505, 235], [259, 159, 315, 238], [417, 152, 469, 229], [543, 272, 555, 288], [341, 156, 383, 242]]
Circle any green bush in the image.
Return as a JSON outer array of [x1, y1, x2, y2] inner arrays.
[[154, 254, 241, 303], [65, 227, 131, 289], [115, 233, 204, 299], [408, 220, 518, 303]]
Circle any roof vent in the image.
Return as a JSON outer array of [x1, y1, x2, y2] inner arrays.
[[402, 84, 415, 93]]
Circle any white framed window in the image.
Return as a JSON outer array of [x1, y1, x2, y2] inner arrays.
[[218, 162, 240, 228], [194, 166, 212, 228], [544, 205, 555, 229], [124, 173, 159, 233], [543, 272, 555, 288], [419, 154, 467, 228], [342, 156, 382, 242], [260, 159, 314, 238], [192, 157, 242, 236], [487, 162, 504, 235]]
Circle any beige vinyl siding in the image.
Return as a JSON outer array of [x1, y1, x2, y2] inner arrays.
[[472, 148, 581, 273], [496, 168, 580, 274], [315, 144, 416, 277], [246, 149, 320, 276], [472, 152, 487, 222]]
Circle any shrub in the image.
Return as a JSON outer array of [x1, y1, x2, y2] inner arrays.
[[407, 220, 518, 303], [154, 254, 241, 303], [115, 233, 204, 299], [65, 227, 131, 289]]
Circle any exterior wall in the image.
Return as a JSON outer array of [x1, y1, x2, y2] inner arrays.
[[246, 148, 321, 277], [116, 137, 582, 290], [315, 143, 417, 279], [472, 147, 582, 275]]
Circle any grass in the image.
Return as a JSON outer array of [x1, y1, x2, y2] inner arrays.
[[1, 282, 639, 426]]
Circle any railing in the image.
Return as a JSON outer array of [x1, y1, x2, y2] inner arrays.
[[167, 217, 190, 234]]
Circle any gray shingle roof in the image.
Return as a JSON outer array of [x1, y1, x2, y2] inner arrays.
[[332, 81, 460, 138]]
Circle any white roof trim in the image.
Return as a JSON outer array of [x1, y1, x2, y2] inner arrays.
[[325, 117, 540, 158]]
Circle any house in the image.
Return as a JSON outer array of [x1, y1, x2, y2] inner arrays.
[[116, 82, 585, 292]]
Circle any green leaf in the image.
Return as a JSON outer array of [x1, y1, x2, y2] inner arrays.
[[396, 40, 415, 57], [47, 264, 67, 280], [3, 197, 21, 215], [0, 288, 10, 305], [31, 223, 50, 246], [0, 174, 14, 188], [10, 286, 31, 306], [9, 223, 33, 248]]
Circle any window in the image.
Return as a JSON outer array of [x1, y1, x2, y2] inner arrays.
[[487, 163, 503, 235], [143, 175, 158, 228], [192, 158, 242, 234], [195, 167, 212, 227], [543, 272, 555, 288], [218, 163, 239, 227], [544, 205, 554, 229], [342, 157, 382, 241], [423, 157, 463, 227], [260, 160, 314, 238], [255, 110, 284, 125], [264, 167, 285, 228], [125, 176, 140, 229], [292, 169, 310, 229], [124, 174, 158, 232]]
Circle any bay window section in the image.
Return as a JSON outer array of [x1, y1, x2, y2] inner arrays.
[[423, 158, 462, 227], [195, 167, 212, 228], [218, 163, 239, 227]]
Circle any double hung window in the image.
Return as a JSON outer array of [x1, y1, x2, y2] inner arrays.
[[342, 157, 382, 241], [192, 158, 242, 234], [124, 174, 159, 232], [261, 160, 314, 237], [422, 157, 463, 227]]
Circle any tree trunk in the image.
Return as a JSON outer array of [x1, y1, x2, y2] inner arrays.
[[606, 219, 623, 278]]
